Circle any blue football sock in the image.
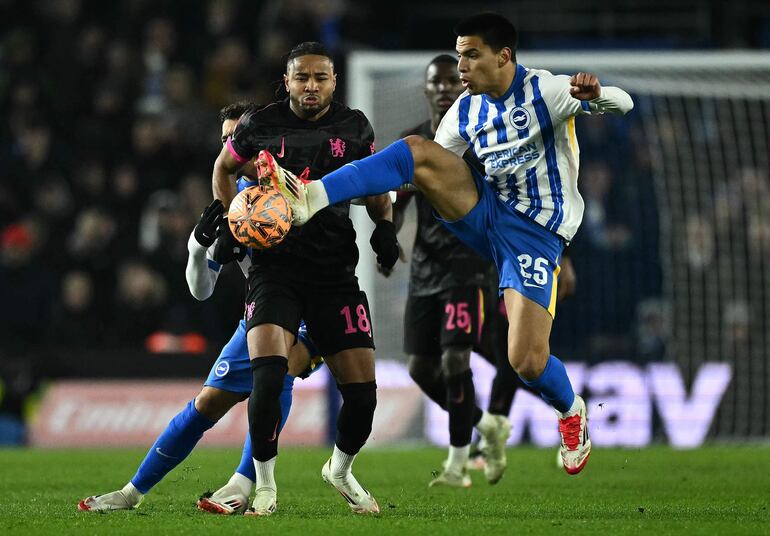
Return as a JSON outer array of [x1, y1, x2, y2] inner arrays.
[[235, 433, 255, 481], [520, 355, 575, 413], [279, 374, 294, 428], [130, 399, 215, 494], [235, 374, 295, 480], [321, 139, 414, 205]]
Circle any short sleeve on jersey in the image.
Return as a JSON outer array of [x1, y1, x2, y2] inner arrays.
[[434, 95, 471, 157], [227, 109, 259, 163], [354, 110, 376, 158]]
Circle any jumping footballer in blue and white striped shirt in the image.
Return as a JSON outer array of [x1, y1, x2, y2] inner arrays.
[[255, 13, 633, 476]]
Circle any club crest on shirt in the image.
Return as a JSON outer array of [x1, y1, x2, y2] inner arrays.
[[509, 106, 531, 131], [330, 138, 346, 157], [215, 360, 230, 377]]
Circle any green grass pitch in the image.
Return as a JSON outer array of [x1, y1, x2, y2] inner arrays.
[[0, 446, 767, 535]]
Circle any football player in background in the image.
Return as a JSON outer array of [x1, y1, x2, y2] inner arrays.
[[393, 54, 511, 487]]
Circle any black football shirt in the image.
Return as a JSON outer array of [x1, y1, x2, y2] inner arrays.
[[228, 99, 375, 279]]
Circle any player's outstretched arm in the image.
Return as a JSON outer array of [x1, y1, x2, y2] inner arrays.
[[569, 72, 634, 115], [186, 200, 224, 301], [212, 144, 241, 208], [186, 234, 220, 301]]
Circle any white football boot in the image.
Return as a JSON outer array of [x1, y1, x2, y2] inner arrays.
[[429, 467, 472, 488], [244, 487, 277, 516], [197, 480, 250, 515], [321, 458, 380, 514], [557, 395, 591, 475], [78, 483, 143, 512], [479, 414, 511, 484]]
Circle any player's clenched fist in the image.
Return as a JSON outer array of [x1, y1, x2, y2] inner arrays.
[[569, 72, 602, 101]]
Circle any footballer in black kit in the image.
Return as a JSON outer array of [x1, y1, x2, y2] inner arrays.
[[229, 98, 378, 348], [393, 55, 513, 488], [211, 42, 396, 515]]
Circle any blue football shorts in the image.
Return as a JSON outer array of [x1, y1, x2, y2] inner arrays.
[[438, 165, 564, 317], [204, 319, 321, 393]]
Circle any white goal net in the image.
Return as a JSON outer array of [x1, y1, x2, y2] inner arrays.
[[348, 50, 770, 440]]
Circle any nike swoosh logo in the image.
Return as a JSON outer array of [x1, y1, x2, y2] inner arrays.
[[276, 137, 285, 158], [155, 447, 178, 460], [523, 281, 544, 289], [267, 420, 279, 442]]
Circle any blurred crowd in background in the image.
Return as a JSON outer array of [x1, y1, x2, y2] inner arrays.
[[1, 0, 769, 440]]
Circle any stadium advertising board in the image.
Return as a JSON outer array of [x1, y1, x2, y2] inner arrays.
[[31, 358, 730, 448]]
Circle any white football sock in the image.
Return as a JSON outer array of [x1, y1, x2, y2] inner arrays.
[[330, 445, 356, 477], [446, 445, 470, 473], [253, 457, 276, 490]]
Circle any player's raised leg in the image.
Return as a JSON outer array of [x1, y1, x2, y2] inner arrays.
[[504, 289, 590, 474], [258, 134, 479, 226]]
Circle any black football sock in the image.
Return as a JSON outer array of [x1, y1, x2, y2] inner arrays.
[[248, 356, 288, 462], [446, 370, 476, 447], [410, 361, 483, 425], [335, 381, 377, 455], [489, 360, 519, 416]]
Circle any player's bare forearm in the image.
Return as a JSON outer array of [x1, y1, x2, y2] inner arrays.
[[364, 193, 393, 223], [570, 72, 634, 115], [212, 146, 240, 207], [392, 190, 414, 232]]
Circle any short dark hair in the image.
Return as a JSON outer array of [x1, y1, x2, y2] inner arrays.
[[426, 54, 458, 78], [428, 54, 458, 68], [454, 12, 518, 58], [285, 41, 334, 71], [218, 101, 259, 123]]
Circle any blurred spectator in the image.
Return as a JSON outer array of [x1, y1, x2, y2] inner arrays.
[[50, 271, 103, 347], [111, 260, 168, 347], [685, 214, 715, 271], [0, 221, 53, 350], [636, 298, 670, 361], [139, 18, 178, 114]]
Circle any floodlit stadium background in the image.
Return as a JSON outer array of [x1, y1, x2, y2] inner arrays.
[[2, 0, 770, 448]]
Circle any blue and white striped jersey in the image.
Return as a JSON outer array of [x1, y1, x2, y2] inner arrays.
[[435, 64, 633, 242]]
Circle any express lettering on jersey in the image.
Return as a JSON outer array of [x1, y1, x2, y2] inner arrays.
[[485, 143, 540, 169]]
